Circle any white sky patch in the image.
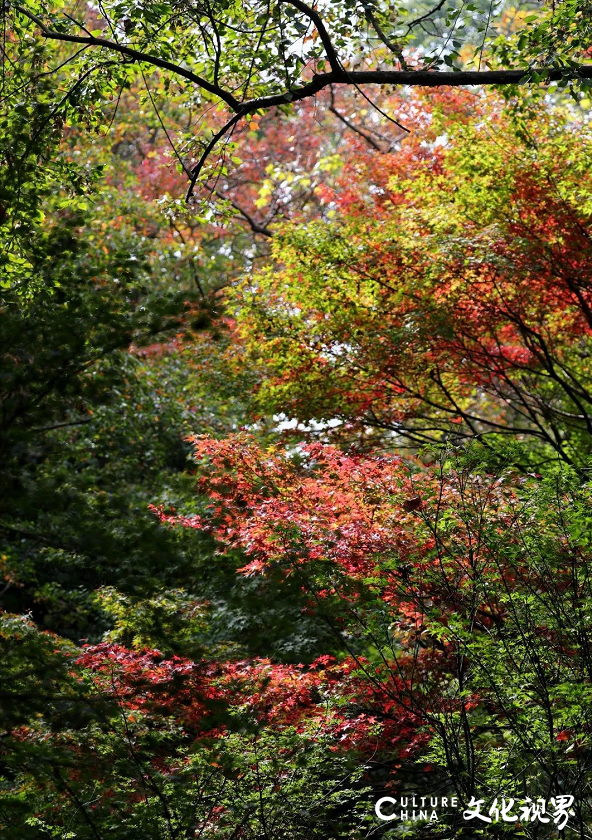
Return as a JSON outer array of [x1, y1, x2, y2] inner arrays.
[[273, 413, 343, 432]]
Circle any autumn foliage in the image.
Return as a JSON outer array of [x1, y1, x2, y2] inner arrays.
[[4, 58, 592, 839], [233, 91, 592, 465]]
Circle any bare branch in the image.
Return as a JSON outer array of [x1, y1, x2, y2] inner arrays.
[[242, 65, 592, 115], [31, 417, 93, 432], [186, 112, 243, 199], [407, 0, 448, 30], [329, 88, 384, 151]]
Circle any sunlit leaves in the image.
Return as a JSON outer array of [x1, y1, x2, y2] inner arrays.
[[231, 92, 592, 464]]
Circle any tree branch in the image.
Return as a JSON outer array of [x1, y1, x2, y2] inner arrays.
[[14, 4, 240, 111], [31, 417, 93, 432], [17, 1, 592, 201], [213, 188, 273, 236], [278, 0, 341, 73], [407, 0, 448, 30], [17, 2, 592, 109], [245, 65, 592, 114], [329, 88, 384, 151], [362, 4, 409, 70], [186, 112, 243, 199]]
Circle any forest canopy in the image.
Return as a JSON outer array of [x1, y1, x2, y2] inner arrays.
[[2, 2, 592, 839]]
